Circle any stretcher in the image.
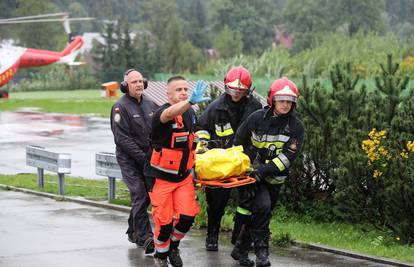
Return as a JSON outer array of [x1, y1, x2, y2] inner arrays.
[[194, 145, 255, 188], [194, 175, 256, 189]]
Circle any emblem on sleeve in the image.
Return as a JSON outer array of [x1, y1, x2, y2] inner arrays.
[[114, 113, 121, 123]]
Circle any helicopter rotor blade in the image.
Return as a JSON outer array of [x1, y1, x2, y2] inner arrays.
[[0, 12, 68, 22], [0, 18, 95, 24]]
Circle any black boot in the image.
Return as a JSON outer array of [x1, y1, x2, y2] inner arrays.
[[205, 226, 219, 251], [143, 236, 155, 254], [231, 241, 254, 266], [231, 211, 251, 245], [252, 230, 271, 267], [154, 253, 169, 267], [169, 241, 183, 267], [231, 224, 254, 266]]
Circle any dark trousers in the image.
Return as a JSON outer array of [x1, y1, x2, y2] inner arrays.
[[205, 187, 231, 233], [119, 161, 153, 244], [250, 182, 281, 234]]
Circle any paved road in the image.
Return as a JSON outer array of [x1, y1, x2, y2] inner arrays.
[[0, 190, 393, 267], [0, 111, 114, 179]]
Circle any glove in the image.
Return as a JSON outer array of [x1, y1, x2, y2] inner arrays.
[[239, 184, 257, 210], [191, 168, 203, 190], [189, 81, 211, 104], [249, 161, 266, 183], [250, 169, 264, 183], [195, 140, 209, 154]]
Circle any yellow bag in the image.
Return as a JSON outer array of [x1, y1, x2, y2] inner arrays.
[[195, 145, 251, 180]]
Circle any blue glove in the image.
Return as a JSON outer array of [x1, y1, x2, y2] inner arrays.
[[189, 81, 211, 104]]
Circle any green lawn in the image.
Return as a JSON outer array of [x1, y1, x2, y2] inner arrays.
[[1, 90, 116, 117], [1, 173, 413, 264]]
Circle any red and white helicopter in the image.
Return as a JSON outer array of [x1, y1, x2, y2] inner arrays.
[[0, 13, 94, 88]]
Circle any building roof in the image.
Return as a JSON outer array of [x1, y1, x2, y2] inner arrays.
[[143, 81, 267, 108]]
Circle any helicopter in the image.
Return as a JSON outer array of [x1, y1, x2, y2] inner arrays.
[[0, 12, 94, 88]]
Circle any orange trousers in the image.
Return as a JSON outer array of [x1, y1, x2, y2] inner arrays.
[[149, 174, 199, 254]]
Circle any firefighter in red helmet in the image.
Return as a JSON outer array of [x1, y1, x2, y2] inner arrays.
[[232, 77, 304, 266], [196, 66, 262, 258]]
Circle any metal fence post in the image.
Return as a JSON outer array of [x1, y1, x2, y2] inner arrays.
[[37, 168, 44, 188], [108, 177, 116, 201], [96, 152, 122, 202], [58, 173, 65, 195]]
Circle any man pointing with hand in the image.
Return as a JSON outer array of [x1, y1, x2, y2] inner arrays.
[[144, 76, 210, 267]]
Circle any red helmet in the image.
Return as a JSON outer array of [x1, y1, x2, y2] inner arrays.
[[268, 77, 299, 106], [224, 66, 252, 97]]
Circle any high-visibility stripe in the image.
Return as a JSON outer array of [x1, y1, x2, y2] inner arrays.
[[195, 130, 211, 140], [150, 164, 180, 174], [278, 153, 290, 168], [251, 138, 284, 149], [252, 132, 290, 142], [170, 228, 185, 242], [236, 206, 252, 215], [155, 238, 171, 253], [265, 176, 287, 185], [272, 157, 286, 172], [271, 153, 290, 172], [215, 123, 234, 137]]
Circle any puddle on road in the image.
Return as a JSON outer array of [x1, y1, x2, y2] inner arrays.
[[0, 110, 92, 141]]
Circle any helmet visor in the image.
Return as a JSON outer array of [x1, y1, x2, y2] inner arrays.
[[273, 95, 297, 103], [225, 85, 249, 97]]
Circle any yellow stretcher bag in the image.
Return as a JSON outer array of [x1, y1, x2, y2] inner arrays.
[[195, 145, 251, 180]]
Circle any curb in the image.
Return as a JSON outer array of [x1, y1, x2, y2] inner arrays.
[[0, 184, 129, 213], [291, 240, 414, 267], [1, 184, 413, 267]]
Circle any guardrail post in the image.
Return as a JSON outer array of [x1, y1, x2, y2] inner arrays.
[[26, 145, 71, 195], [108, 177, 116, 200], [37, 168, 44, 188], [96, 152, 122, 202], [58, 173, 65, 195]]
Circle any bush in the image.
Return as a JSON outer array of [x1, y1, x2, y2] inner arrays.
[[290, 55, 414, 244], [9, 65, 99, 92]]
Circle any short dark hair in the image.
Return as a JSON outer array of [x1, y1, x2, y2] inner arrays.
[[167, 75, 186, 84]]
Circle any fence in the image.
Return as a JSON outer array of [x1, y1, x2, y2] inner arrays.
[[26, 145, 71, 195], [95, 152, 122, 201]]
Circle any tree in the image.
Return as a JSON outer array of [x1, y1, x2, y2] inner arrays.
[[212, 0, 276, 54], [180, 0, 211, 48], [213, 25, 243, 59], [13, 0, 66, 50], [333, 0, 387, 36], [139, 0, 177, 41], [132, 32, 161, 78], [0, 0, 18, 39], [283, 0, 387, 51], [68, 2, 92, 34]]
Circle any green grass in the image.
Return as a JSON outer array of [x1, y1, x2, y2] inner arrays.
[[271, 218, 414, 263], [0, 90, 116, 117], [1, 173, 413, 263], [0, 173, 130, 203]]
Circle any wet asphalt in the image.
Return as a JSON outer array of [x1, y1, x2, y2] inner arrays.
[[0, 111, 398, 267], [0, 189, 393, 267], [0, 110, 114, 179]]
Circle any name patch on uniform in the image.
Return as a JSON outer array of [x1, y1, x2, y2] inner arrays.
[[114, 113, 121, 123], [133, 114, 141, 118]]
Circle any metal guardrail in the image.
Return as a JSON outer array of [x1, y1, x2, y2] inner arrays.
[[26, 145, 71, 195], [95, 152, 122, 201]]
